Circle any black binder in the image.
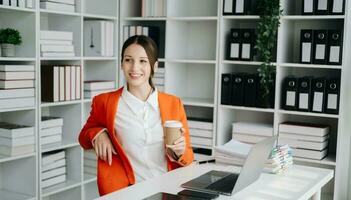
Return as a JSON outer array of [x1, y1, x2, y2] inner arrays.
[[300, 29, 314, 63], [297, 77, 312, 112], [302, 0, 315, 15], [223, 0, 234, 15], [327, 30, 343, 65], [227, 29, 241, 60], [325, 78, 340, 114], [231, 73, 245, 106], [234, 0, 251, 15], [329, 0, 345, 15], [282, 76, 298, 110], [241, 29, 254, 61], [315, 0, 329, 14], [313, 30, 328, 64], [221, 73, 232, 105], [244, 74, 258, 107], [311, 78, 326, 113]]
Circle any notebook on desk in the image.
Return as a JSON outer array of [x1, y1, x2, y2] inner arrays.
[[181, 136, 277, 196]]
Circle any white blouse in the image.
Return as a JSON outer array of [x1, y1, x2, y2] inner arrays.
[[115, 88, 167, 182]]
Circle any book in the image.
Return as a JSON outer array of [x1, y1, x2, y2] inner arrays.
[[0, 88, 35, 99], [278, 122, 330, 137], [84, 89, 114, 99], [0, 135, 35, 147], [0, 65, 34, 71], [42, 158, 66, 172], [40, 39, 72, 45], [75, 65, 81, 100], [41, 166, 66, 180], [0, 122, 34, 138], [292, 148, 328, 160], [42, 150, 65, 166], [40, 126, 62, 137], [59, 67, 65, 101], [0, 97, 35, 109], [70, 66, 76, 100], [41, 174, 66, 188], [232, 122, 273, 137], [0, 71, 35, 80], [41, 44, 74, 52], [278, 138, 328, 151], [40, 0, 75, 5], [65, 66, 71, 101], [188, 117, 213, 130], [0, 144, 35, 156], [40, 30, 73, 41], [84, 80, 115, 91], [41, 65, 59, 102], [232, 133, 267, 144], [214, 139, 251, 158], [41, 52, 75, 57], [41, 116, 64, 129], [0, 80, 34, 89], [190, 136, 212, 147], [279, 132, 329, 142], [189, 128, 213, 138], [41, 134, 62, 145], [84, 166, 97, 175]]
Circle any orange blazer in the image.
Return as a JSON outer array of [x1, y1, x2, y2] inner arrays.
[[78, 87, 194, 196]]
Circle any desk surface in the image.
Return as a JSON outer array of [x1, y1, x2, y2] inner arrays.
[[97, 164, 333, 200]]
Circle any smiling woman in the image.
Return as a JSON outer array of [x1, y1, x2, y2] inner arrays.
[[78, 35, 194, 196]]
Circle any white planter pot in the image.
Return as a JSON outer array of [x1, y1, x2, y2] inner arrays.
[[1, 43, 15, 57]]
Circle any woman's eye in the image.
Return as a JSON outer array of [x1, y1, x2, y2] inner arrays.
[[124, 58, 131, 62], [141, 60, 148, 63]]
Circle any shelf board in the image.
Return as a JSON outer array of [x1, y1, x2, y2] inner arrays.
[[222, 60, 265, 65], [41, 141, 79, 153], [167, 16, 218, 21], [294, 155, 336, 166], [279, 63, 342, 69], [167, 59, 216, 64], [222, 15, 260, 20], [84, 174, 97, 184], [83, 57, 117, 61], [40, 57, 81, 61], [0, 5, 35, 13], [221, 105, 275, 113], [191, 144, 213, 149], [158, 58, 166, 62], [123, 17, 167, 21], [0, 106, 35, 113], [83, 99, 93, 103], [0, 153, 35, 163], [278, 110, 339, 118], [40, 9, 80, 17], [0, 189, 33, 200], [0, 57, 35, 61], [41, 179, 81, 197], [282, 15, 345, 20], [182, 97, 214, 107], [41, 100, 82, 107], [83, 13, 117, 20], [194, 153, 214, 163]]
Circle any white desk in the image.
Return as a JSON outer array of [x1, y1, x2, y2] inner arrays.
[[97, 164, 333, 200]]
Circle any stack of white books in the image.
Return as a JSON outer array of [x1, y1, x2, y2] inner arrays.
[[40, 30, 75, 57], [41, 150, 66, 188], [232, 122, 273, 144], [265, 145, 293, 174], [84, 80, 115, 99], [188, 117, 213, 148], [0, 65, 35, 110], [84, 20, 114, 57], [214, 139, 251, 166], [278, 122, 330, 160], [40, 116, 64, 146], [0, 122, 35, 156], [40, 0, 75, 13], [153, 67, 165, 92], [141, 0, 166, 17], [84, 150, 97, 176]]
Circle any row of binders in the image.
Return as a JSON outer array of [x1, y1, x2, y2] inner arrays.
[[300, 29, 343, 65], [227, 29, 256, 61], [0, 122, 35, 156], [223, 0, 258, 15], [0, 64, 35, 110], [40, 30, 75, 57], [122, 25, 160, 47], [141, 0, 166, 17], [41, 65, 81, 102], [188, 117, 213, 148], [84, 20, 114, 57], [84, 80, 115, 99], [282, 76, 340, 114], [0, 0, 33, 8], [221, 73, 275, 108], [302, 0, 345, 15], [152, 67, 164, 92], [40, 0, 75, 13], [41, 150, 66, 188], [40, 116, 63, 146]]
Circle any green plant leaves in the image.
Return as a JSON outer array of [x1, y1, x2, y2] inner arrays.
[[0, 28, 22, 45]]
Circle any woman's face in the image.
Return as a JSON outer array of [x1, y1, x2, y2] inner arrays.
[[122, 44, 153, 89]]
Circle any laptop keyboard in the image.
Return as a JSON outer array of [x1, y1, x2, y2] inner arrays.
[[205, 173, 239, 192]]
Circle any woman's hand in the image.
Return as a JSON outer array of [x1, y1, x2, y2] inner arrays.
[[94, 131, 117, 166], [166, 128, 186, 159]]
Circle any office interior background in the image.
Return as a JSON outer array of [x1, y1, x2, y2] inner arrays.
[[0, 0, 350, 199]]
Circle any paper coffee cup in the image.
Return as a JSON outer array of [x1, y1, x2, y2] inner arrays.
[[164, 120, 182, 145]]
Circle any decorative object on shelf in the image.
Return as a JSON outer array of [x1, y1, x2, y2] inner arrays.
[[255, 0, 282, 108], [0, 28, 22, 57]]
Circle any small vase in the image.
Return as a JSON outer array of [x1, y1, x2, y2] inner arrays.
[[1, 43, 15, 57]]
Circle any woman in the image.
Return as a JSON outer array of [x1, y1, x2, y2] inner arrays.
[[78, 35, 194, 196]]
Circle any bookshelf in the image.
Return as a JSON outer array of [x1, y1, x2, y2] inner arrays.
[[0, 0, 350, 200]]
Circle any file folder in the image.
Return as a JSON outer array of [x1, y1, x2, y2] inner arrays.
[[241, 29, 254, 61], [302, 0, 315, 15], [311, 78, 326, 113], [330, 0, 345, 15], [221, 73, 232, 105], [327, 30, 343, 65], [315, 0, 329, 14], [300, 29, 314, 63], [313, 30, 328, 64], [231, 73, 245, 106], [282, 76, 298, 110], [227, 29, 241, 60], [297, 77, 312, 112], [244, 74, 258, 107], [325, 78, 340, 114], [223, 0, 234, 15]]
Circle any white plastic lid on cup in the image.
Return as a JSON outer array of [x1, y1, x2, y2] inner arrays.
[[164, 120, 182, 128]]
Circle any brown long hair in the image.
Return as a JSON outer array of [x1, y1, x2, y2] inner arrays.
[[121, 35, 158, 89]]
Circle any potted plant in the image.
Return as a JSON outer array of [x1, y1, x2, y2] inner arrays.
[[254, 0, 282, 108], [0, 28, 22, 57]]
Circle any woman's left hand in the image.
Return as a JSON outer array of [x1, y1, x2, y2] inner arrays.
[[166, 128, 186, 158]]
